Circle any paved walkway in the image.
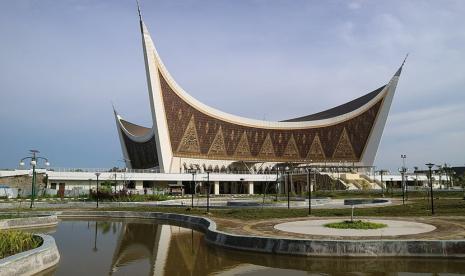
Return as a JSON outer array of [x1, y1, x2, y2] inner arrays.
[[274, 219, 436, 237], [212, 216, 465, 240]]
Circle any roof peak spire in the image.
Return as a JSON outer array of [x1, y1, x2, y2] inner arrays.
[[136, 0, 142, 21], [395, 53, 408, 77]]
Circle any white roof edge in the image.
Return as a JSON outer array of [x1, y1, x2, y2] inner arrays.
[[143, 20, 394, 130], [115, 113, 155, 142]]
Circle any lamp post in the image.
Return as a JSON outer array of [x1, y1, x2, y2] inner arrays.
[[206, 171, 210, 213], [190, 170, 196, 208], [378, 170, 387, 197], [88, 178, 92, 197], [390, 177, 394, 197], [19, 150, 50, 208], [275, 165, 279, 201], [95, 172, 101, 208], [401, 154, 407, 203], [306, 168, 311, 215], [286, 168, 290, 209], [426, 163, 435, 215], [114, 173, 117, 194]]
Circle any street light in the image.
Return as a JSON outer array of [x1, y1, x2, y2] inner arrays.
[[95, 172, 101, 208], [306, 167, 311, 215], [286, 167, 290, 209], [426, 163, 435, 215], [377, 169, 388, 197], [390, 177, 394, 197], [401, 154, 407, 203], [19, 150, 50, 208], [189, 169, 197, 209]]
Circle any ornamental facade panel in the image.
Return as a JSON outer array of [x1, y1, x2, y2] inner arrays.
[[159, 70, 382, 162]]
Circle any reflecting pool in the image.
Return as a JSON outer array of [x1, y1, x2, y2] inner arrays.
[[35, 219, 465, 275]]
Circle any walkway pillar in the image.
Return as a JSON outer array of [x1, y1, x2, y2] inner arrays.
[[247, 181, 254, 195], [214, 181, 220, 195], [290, 174, 294, 193], [284, 175, 289, 194], [135, 181, 143, 191], [177, 181, 184, 196]]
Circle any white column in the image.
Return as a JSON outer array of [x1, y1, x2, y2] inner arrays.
[[177, 181, 184, 196], [247, 181, 254, 195], [214, 181, 220, 195]]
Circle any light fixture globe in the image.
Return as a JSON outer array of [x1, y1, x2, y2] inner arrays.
[[19, 161, 25, 167], [45, 161, 50, 167], [30, 160, 37, 166]]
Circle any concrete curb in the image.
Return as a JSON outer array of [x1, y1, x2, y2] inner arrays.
[[54, 210, 465, 258], [0, 234, 60, 276], [0, 215, 59, 230]]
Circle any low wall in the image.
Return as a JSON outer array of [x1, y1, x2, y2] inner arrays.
[[0, 215, 59, 230], [0, 234, 60, 276], [56, 211, 465, 258]]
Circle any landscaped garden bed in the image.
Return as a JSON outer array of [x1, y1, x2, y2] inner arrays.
[[324, 220, 387, 229], [0, 230, 42, 259]]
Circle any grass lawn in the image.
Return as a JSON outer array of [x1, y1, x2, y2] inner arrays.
[[3, 198, 464, 221], [77, 198, 465, 219]]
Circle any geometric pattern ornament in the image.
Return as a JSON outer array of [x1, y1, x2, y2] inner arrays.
[[332, 127, 356, 160], [258, 133, 275, 158], [234, 131, 251, 157], [207, 126, 227, 156], [307, 133, 326, 160], [283, 134, 299, 158], [177, 115, 200, 154]]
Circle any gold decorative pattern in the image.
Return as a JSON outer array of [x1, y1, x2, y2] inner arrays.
[[159, 70, 383, 162], [208, 126, 227, 156], [234, 131, 251, 157], [332, 128, 356, 160], [283, 135, 299, 158], [307, 134, 326, 160], [258, 133, 275, 158], [177, 115, 200, 154]]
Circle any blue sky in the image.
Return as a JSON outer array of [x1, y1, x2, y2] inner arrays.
[[1, 0, 464, 172]]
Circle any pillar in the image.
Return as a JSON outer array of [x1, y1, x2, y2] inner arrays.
[[233, 182, 238, 194], [284, 175, 289, 194], [177, 181, 184, 196], [290, 174, 294, 193], [247, 181, 254, 195], [214, 181, 220, 195], [135, 181, 143, 190]]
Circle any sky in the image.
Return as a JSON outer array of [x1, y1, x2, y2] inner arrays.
[[0, 0, 464, 172]]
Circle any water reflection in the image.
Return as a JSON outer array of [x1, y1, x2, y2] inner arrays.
[[40, 219, 465, 276]]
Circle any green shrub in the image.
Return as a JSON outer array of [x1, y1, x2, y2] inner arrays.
[[0, 230, 42, 259], [324, 220, 387, 229]]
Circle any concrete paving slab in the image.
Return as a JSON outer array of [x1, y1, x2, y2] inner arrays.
[[274, 219, 436, 237]]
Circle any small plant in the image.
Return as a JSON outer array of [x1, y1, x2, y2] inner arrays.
[[324, 220, 387, 230], [0, 230, 42, 259]]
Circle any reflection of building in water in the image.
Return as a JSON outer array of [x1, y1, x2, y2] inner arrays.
[[110, 223, 242, 276], [110, 223, 169, 275], [109, 222, 465, 275]]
